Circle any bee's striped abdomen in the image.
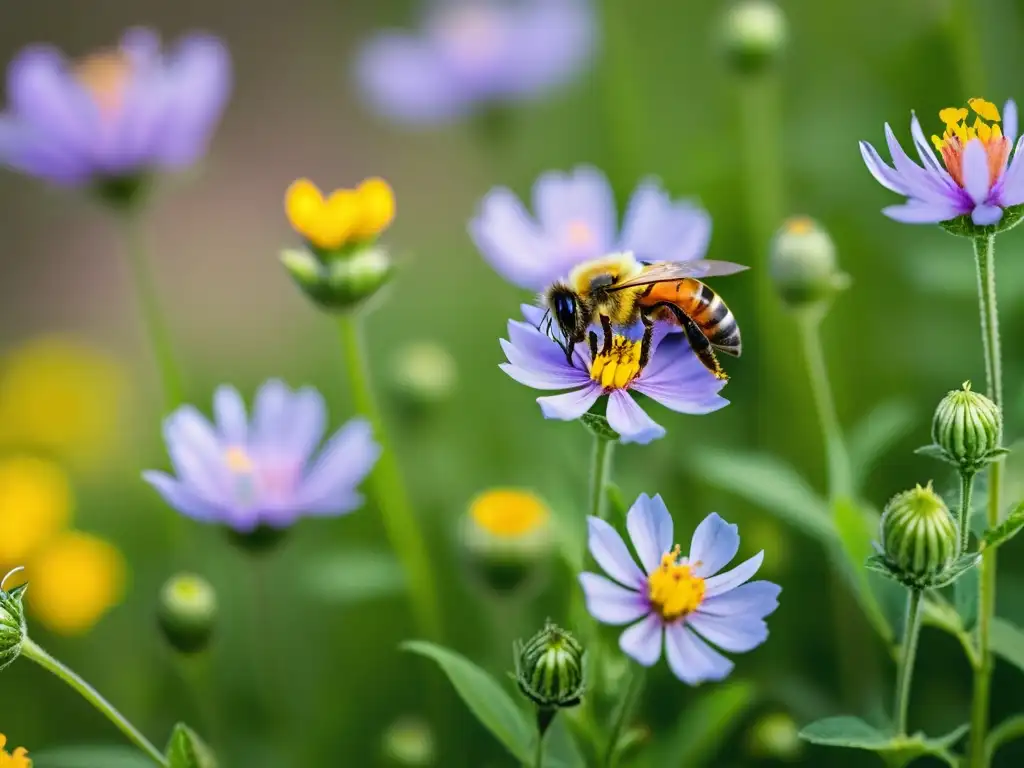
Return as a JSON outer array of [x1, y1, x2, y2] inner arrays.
[[640, 279, 742, 357]]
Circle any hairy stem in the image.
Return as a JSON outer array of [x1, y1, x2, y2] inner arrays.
[[894, 589, 924, 736], [959, 471, 976, 553]]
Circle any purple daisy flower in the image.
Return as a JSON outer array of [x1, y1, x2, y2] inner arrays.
[[500, 304, 728, 444], [354, 0, 595, 126], [860, 97, 1024, 226], [143, 379, 381, 532], [0, 27, 231, 186], [580, 494, 780, 684], [470, 165, 712, 291]]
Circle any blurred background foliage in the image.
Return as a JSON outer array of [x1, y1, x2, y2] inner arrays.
[[2, 0, 1024, 765]]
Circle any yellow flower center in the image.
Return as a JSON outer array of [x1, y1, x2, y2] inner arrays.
[[783, 216, 814, 235], [284, 177, 395, 251], [930, 98, 1010, 189], [224, 446, 254, 473], [0, 456, 72, 566], [0, 734, 31, 767], [565, 220, 595, 248], [73, 51, 133, 118], [590, 335, 643, 390], [470, 489, 549, 538], [647, 545, 705, 622]]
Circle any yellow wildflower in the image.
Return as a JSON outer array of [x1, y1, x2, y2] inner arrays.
[[469, 489, 550, 538], [0, 456, 72, 567], [0, 734, 31, 767], [26, 532, 126, 636], [284, 177, 396, 250]]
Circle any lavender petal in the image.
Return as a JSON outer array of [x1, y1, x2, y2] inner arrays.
[[697, 581, 781, 619], [537, 385, 601, 421], [626, 493, 674, 573], [619, 613, 664, 667], [688, 513, 740, 578], [606, 390, 665, 444], [579, 572, 648, 624], [704, 552, 765, 598], [962, 138, 991, 205], [664, 623, 734, 685], [586, 516, 646, 588]]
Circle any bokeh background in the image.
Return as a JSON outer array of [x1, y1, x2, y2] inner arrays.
[[2, 0, 1024, 765]]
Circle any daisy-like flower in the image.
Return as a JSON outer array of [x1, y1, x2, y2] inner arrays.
[[860, 97, 1024, 227], [579, 494, 780, 684], [0, 28, 231, 188], [355, 0, 595, 126], [143, 379, 381, 532], [500, 305, 728, 444], [470, 165, 712, 291]]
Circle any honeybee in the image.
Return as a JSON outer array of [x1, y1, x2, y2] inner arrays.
[[541, 252, 748, 380]]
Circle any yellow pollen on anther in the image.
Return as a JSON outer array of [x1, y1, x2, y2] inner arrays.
[[589, 335, 643, 390], [969, 98, 1001, 122], [930, 97, 1010, 189], [565, 220, 595, 248], [224, 446, 253, 473], [647, 545, 706, 621]]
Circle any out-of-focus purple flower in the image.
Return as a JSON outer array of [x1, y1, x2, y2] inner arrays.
[[860, 98, 1024, 227], [355, 0, 596, 126], [470, 165, 712, 291], [143, 380, 380, 532], [500, 304, 727, 444], [580, 494, 780, 685], [0, 28, 231, 187]]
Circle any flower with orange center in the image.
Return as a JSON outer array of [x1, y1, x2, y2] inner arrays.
[[862, 97, 1024, 228], [0, 734, 31, 768], [285, 177, 395, 252], [579, 494, 780, 685]]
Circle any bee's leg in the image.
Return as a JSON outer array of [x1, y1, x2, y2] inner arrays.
[[638, 311, 655, 371], [600, 315, 614, 355], [564, 339, 576, 367], [588, 331, 598, 361], [662, 304, 727, 380]]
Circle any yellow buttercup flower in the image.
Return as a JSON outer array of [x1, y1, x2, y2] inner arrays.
[[470, 489, 550, 538], [285, 177, 396, 250], [0, 456, 72, 567], [0, 336, 127, 470], [26, 532, 126, 636], [0, 734, 31, 767]]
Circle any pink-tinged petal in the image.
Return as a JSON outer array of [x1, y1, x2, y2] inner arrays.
[[704, 551, 765, 598], [626, 493, 674, 574], [860, 140, 909, 195], [1005, 100, 1018, 144], [698, 581, 781, 619], [606, 390, 665, 444], [213, 385, 248, 444], [619, 613, 664, 666], [971, 203, 1003, 226], [470, 188, 555, 291], [688, 513, 740, 578], [688, 613, 768, 653], [579, 572, 648, 624], [664, 623, 734, 685], [586, 516, 646, 588], [882, 200, 963, 224], [532, 165, 616, 259], [962, 138, 991, 205], [296, 418, 381, 512], [500, 362, 583, 390], [142, 470, 222, 522], [537, 385, 601, 421]]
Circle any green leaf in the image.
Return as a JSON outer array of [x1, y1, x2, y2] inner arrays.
[[914, 444, 957, 465], [604, 482, 629, 523], [402, 640, 532, 761], [31, 747, 152, 768], [986, 713, 1024, 762], [990, 617, 1024, 673], [165, 723, 217, 768], [955, 565, 980, 631], [687, 451, 834, 544], [932, 554, 982, 588], [849, 400, 917, 489], [833, 498, 895, 642], [634, 681, 757, 767], [543, 714, 586, 768], [302, 548, 405, 605], [982, 501, 1024, 551], [798, 718, 966, 767]]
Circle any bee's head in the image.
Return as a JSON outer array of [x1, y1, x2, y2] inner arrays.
[[543, 283, 588, 344]]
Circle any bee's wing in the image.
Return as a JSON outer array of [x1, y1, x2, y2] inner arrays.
[[608, 260, 749, 290]]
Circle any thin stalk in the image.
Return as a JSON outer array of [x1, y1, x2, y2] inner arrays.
[[118, 211, 184, 413], [336, 314, 441, 640], [22, 637, 168, 766], [959, 471, 976, 553], [533, 725, 545, 768], [970, 234, 1002, 768], [603, 667, 645, 768], [588, 435, 616, 521], [894, 589, 924, 736]]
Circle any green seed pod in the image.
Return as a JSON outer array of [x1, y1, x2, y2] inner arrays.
[[381, 716, 435, 766], [769, 217, 850, 311], [932, 381, 1002, 471], [513, 620, 586, 712], [720, 0, 787, 75], [0, 567, 27, 672], [280, 245, 394, 313], [157, 573, 217, 655], [880, 483, 958, 586]]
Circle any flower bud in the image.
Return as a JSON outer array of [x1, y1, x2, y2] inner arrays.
[[720, 0, 787, 75], [157, 573, 217, 655], [932, 381, 1002, 472], [388, 341, 458, 413], [0, 568, 27, 672], [769, 217, 850, 310], [460, 489, 554, 596], [280, 246, 394, 313], [747, 712, 803, 761], [880, 483, 958, 585], [513, 620, 586, 712], [381, 716, 435, 766]]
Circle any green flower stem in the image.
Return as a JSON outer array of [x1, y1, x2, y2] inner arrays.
[[533, 720, 546, 768], [336, 313, 441, 641], [970, 234, 1003, 768], [589, 434, 616, 521], [959, 471, 977, 553], [22, 637, 168, 766], [603, 667, 645, 768], [118, 211, 184, 413], [894, 589, 924, 736]]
